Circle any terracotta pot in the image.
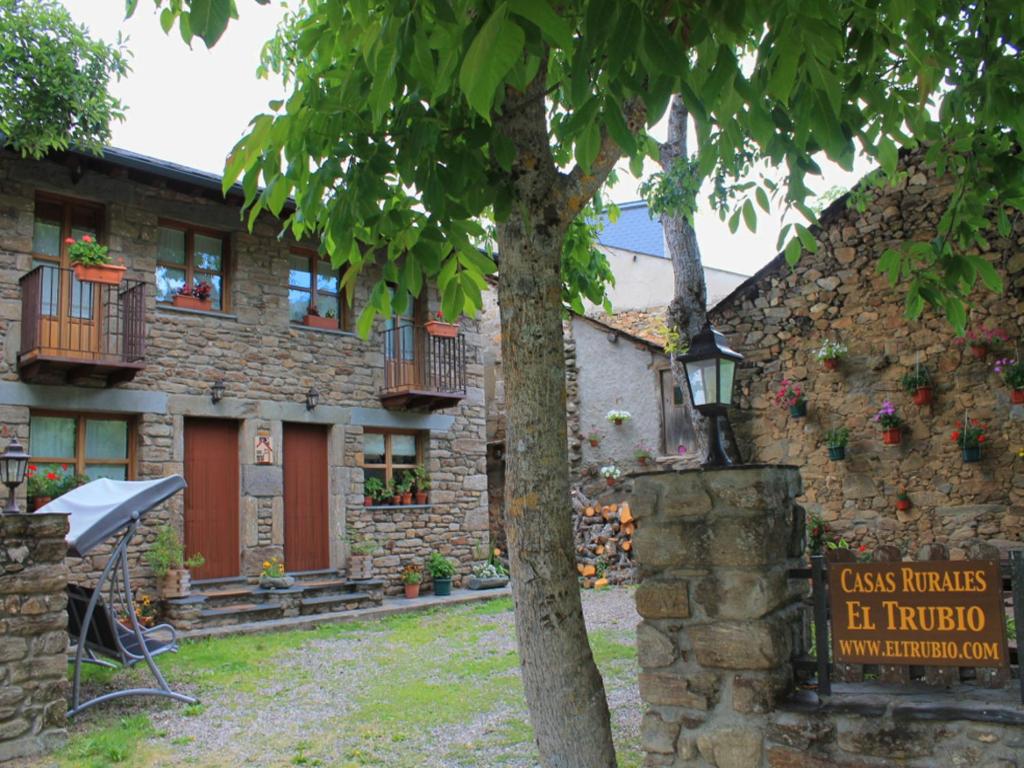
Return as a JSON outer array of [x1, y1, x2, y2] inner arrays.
[[912, 387, 933, 406], [822, 358, 839, 371], [73, 262, 126, 285], [172, 294, 212, 311], [160, 568, 191, 599], [637, 456, 648, 465], [364, 495, 373, 507], [612, 418, 624, 426], [883, 428, 902, 445], [401, 492, 413, 505], [392, 495, 402, 506], [425, 320, 459, 338], [30, 496, 52, 512], [970, 344, 988, 360], [588, 439, 600, 447], [404, 583, 421, 599], [1012, 390, 1024, 405], [415, 491, 428, 505], [895, 499, 911, 512], [605, 477, 615, 486], [303, 314, 337, 329]]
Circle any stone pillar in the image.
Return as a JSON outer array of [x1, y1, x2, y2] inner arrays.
[[0, 513, 69, 761], [630, 466, 805, 768]]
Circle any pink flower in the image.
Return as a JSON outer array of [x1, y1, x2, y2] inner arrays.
[[64, 237, 75, 245], [81, 234, 93, 243]]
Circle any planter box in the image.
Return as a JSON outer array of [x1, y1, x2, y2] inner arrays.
[[302, 314, 337, 330], [425, 320, 459, 338], [172, 294, 212, 311], [466, 576, 509, 590], [73, 262, 126, 285], [160, 569, 192, 599], [348, 554, 375, 581]]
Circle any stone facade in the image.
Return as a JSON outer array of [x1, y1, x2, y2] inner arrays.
[[0, 513, 68, 762], [0, 148, 489, 593], [710, 152, 1024, 558]]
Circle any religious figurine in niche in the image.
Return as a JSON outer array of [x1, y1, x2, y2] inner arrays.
[[255, 434, 274, 465]]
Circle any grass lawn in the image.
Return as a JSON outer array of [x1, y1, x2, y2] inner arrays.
[[26, 589, 641, 768]]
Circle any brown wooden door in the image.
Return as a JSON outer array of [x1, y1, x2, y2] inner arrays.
[[283, 423, 330, 572], [184, 418, 240, 579]]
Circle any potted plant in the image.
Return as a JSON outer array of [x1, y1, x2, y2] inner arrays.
[[806, 513, 831, 555], [145, 525, 206, 598], [951, 419, 987, 463], [957, 325, 1009, 360], [426, 551, 457, 596], [364, 477, 385, 506], [815, 339, 848, 371], [401, 563, 422, 598], [775, 379, 807, 418], [600, 465, 621, 486], [396, 471, 415, 505], [302, 303, 338, 329], [425, 310, 459, 338], [346, 531, 380, 580], [66, 234, 125, 285], [119, 592, 158, 629], [172, 280, 213, 310], [994, 358, 1024, 404], [606, 409, 631, 426], [412, 465, 430, 504], [259, 556, 294, 589], [387, 479, 401, 506], [586, 429, 602, 448], [825, 426, 850, 461], [901, 366, 934, 406], [895, 485, 911, 512], [872, 400, 903, 444], [633, 442, 653, 466], [467, 552, 509, 590]]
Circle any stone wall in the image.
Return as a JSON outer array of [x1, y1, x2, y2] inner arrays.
[[710, 152, 1024, 557], [0, 149, 489, 590], [0, 513, 69, 762]]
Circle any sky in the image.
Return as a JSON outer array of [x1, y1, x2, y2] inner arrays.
[[60, 1, 875, 277]]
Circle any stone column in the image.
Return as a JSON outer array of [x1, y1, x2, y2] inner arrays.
[[0, 513, 69, 761], [630, 466, 805, 768]]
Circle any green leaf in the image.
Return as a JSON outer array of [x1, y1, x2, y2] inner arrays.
[[755, 186, 770, 213], [639, 19, 683, 76], [968, 255, 1004, 293], [877, 248, 901, 286], [189, 0, 232, 48], [574, 121, 600, 174], [784, 237, 801, 265], [795, 224, 817, 252], [459, 4, 525, 121], [878, 137, 898, 177], [741, 199, 757, 233], [509, 0, 572, 49], [944, 296, 967, 333], [159, 7, 175, 33], [767, 46, 799, 101]]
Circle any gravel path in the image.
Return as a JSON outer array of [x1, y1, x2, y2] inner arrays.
[[24, 587, 641, 768]]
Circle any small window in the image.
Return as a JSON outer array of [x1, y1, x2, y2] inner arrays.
[[288, 248, 348, 329], [29, 412, 134, 481], [360, 429, 423, 485], [156, 222, 229, 310]]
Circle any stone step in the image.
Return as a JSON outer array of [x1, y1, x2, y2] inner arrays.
[[287, 568, 343, 583], [191, 575, 247, 589], [198, 602, 285, 628], [299, 592, 372, 615]]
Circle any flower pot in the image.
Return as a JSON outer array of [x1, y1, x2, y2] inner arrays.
[[392, 495, 402, 506], [172, 294, 212, 311], [348, 554, 374, 580], [962, 445, 982, 463], [414, 491, 428, 505], [822, 358, 839, 371], [1012, 390, 1024, 405], [259, 574, 295, 590], [588, 439, 600, 448], [895, 499, 911, 512], [636, 456, 648, 466], [404, 583, 421, 599], [912, 387, 933, 406], [364, 495, 373, 506], [970, 344, 988, 360], [303, 314, 337, 329], [401, 492, 413, 505], [605, 477, 616, 486], [424, 320, 459, 338], [29, 496, 52, 512], [827, 445, 846, 461], [466, 575, 509, 590], [433, 577, 452, 596], [882, 428, 902, 445], [159, 568, 192, 599], [612, 418, 624, 426], [73, 262, 126, 285], [789, 401, 807, 418]]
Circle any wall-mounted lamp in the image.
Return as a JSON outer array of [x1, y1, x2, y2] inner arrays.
[[0, 436, 31, 515], [211, 379, 225, 404], [306, 387, 320, 411]]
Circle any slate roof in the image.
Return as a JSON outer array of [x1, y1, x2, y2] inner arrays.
[[596, 200, 666, 258]]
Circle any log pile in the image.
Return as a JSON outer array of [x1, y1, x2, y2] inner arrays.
[[572, 488, 635, 589]]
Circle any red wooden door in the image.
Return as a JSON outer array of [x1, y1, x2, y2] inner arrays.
[[283, 423, 330, 572], [184, 418, 240, 579]]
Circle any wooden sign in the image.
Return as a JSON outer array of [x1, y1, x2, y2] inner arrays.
[[827, 559, 1009, 668]]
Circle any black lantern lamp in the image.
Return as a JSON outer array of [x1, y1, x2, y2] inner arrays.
[[0, 436, 31, 514], [305, 387, 320, 411], [210, 379, 225, 404], [677, 323, 744, 467]]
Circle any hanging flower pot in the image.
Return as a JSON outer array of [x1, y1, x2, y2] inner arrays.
[[962, 446, 982, 463], [882, 428, 902, 445], [822, 358, 839, 371], [789, 400, 807, 418], [912, 387, 933, 406], [895, 498, 911, 512], [815, 340, 847, 371], [606, 410, 631, 426], [827, 445, 846, 461], [970, 344, 988, 360], [951, 419, 986, 463], [872, 401, 903, 445], [425, 320, 459, 338], [1013, 390, 1024, 405]]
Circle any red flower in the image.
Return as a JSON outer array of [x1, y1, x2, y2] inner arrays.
[[61, 464, 69, 470], [978, 436, 986, 443], [951, 431, 960, 441], [64, 237, 75, 245], [28, 464, 37, 471], [81, 234, 93, 243], [858, 545, 867, 552], [45, 472, 57, 480]]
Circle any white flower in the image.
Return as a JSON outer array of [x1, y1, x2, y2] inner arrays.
[[600, 465, 622, 479], [816, 339, 848, 360], [606, 409, 632, 423]]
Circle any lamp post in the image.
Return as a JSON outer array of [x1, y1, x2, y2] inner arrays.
[[0, 436, 30, 514], [676, 322, 743, 467]]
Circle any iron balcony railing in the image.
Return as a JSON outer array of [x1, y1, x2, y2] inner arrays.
[[19, 265, 146, 366], [381, 322, 467, 398]]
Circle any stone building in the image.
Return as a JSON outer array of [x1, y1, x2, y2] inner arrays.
[[708, 151, 1024, 557], [0, 145, 489, 599]]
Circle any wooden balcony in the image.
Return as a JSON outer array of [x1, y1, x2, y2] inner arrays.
[[380, 323, 467, 411], [18, 265, 146, 385]]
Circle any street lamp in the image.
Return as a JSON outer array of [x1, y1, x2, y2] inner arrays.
[[305, 387, 320, 411], [210, 379, 225, 403], [0, 436, 30, 514], [677, 322, 743, 467]]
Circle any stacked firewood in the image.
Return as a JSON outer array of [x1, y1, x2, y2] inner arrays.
[[571, 488, 635, 589]]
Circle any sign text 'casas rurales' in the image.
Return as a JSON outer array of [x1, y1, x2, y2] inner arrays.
[[827, 560, 1009, 667]]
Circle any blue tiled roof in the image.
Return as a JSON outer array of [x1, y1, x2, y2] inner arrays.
[[596, 200, 665, 258]]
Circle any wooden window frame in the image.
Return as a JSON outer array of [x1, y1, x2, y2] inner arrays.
[[32, 193, 106, 268], [156, 219, 231, 311], [288, 247, 350, 330], [29, 411, 136, 480], [359, 428, 424, 484]]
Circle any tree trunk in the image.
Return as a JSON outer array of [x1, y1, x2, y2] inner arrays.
[[495, 78, 618, 768]]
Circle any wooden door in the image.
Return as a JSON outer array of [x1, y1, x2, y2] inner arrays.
[[661, 369, 694, 456], [283, 423, 330, 572], [184, 418, 240, 579]]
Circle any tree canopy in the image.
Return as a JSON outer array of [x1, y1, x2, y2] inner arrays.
[[1, 0, 129, 158]]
